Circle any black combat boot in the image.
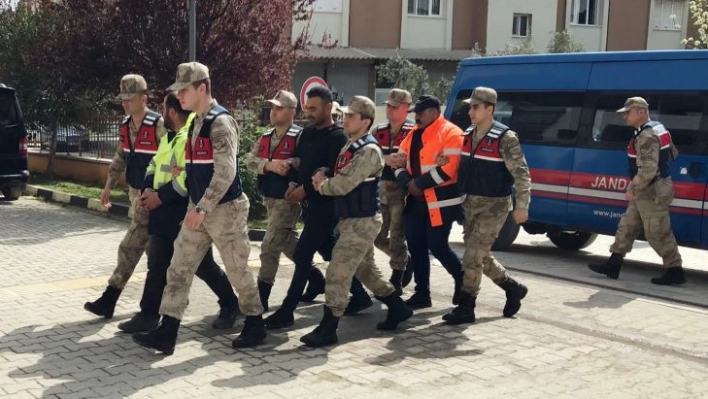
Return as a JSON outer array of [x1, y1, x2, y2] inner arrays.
[[300, 267, 325, 302], [117, 312, 159, 333], [651, 266, 687, 286], [376, 293, 413, 330], [588, 253, 623, 279], [442, 292, 476, 325], [264, 306, 295, 329], [389, 270, 404, 296], [452, 274, 463, 305], [405, 291, 432, 309], [344, 279, 374, 316], [232, 315, 267, 349], [402, 256, 414, 288], [211, 306, 240, 329], [258, 280, 273, 312], [499, 277, 528, 318], [300, 306, 340, 347], [132, 315, 180, 355], [84, 286, 122, 319], [343, 294, 374, 316]]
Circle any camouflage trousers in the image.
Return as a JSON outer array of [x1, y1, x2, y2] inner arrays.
[[325, 214, 395, 317], [108, 187, 150, 290], [374, 181, 408, 271], [610, 192, 682, 267], [461, 195, 511, 296], [258, 197, 301, 285], [160, 194, 262, 319]]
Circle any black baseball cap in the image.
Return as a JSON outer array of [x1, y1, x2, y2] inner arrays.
[[409, 95, 442, 113]]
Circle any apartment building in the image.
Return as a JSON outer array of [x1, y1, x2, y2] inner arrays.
[[291, 0, 698, 105]]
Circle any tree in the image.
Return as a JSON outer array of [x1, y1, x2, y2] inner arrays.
[[684, 0, 708, 48], [1, 0, 319, 185], [376, 56, 429, 100], [376, 56, 455, 105], [492, 37, 537, 56], [0, 0, 110, 177], [547, 30, 585, 53], [82, 0, 318, 108]]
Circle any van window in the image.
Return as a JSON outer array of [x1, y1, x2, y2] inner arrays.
[[0, 89, 20, 127], [589, 92, 705, 154], [448, 90, 583, 145]]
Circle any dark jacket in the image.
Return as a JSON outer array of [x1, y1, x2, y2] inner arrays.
[[291, 123, 348, 209]]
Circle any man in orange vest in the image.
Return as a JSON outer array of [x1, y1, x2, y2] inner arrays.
[[390, 95, 464, 309]]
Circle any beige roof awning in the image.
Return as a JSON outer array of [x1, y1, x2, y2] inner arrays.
[[301, 46, 476, 62]]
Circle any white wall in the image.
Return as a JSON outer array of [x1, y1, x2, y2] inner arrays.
[[566, 0, 609, 51], [400, 0, 454, 49], [485, 0, 558, 54], [648, 29, 685, 49], [292, 0, 350, 46], [567, 25, 603, 51], [646, 0, 689, 50]]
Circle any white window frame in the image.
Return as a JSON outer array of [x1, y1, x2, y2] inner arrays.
[[512, 14, 532, 37], [407, 0, 442, 17], [570, 0, 600, 26], [653, 0, 683, 31]]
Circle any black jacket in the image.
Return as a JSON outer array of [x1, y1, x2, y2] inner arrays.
[[291, 123, 348, 207]]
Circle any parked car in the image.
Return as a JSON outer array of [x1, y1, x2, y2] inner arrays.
[[40, 125, 90, 153], [0, 84, 29, 201]]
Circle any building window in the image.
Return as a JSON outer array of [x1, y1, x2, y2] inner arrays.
[[408, 0, 441, 16], [512, 14, 532, 37], [570, 0, 599, 26], [653, 0, 683, 30]]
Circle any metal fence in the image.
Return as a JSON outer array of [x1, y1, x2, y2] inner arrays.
[[25, 113, 303, 159], [26, 117, 123, 159]]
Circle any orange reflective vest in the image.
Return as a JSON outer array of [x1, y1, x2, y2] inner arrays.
[[395, 115, 463, 227]]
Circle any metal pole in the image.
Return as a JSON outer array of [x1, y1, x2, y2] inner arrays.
[[189, 0, 196, 61]]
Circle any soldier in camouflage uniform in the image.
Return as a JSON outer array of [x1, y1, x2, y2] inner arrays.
[[443, 87, 530, 325], [589, 97, 686, 286], [300, 96, 412, 348], [246, 90, 302, 311], [133, 63, 265, 355], [84, 74, 166, 320], [374, 89, 415, 295]]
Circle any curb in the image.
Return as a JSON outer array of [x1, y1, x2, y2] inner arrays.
[[23, 185, 267, 242]]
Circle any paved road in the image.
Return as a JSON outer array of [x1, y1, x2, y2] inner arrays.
[[1, 197, 707, 398]]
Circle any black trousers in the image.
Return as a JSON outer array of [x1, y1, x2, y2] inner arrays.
[[139, 235, 238, 316], [404, 199, 463, 296], [278, 203, 366, 312]]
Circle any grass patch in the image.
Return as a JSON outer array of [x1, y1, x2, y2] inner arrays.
[[29, 174, 130, 205], [27, 173, 304, 230]]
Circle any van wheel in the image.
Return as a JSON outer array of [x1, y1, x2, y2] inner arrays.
[[491, 212, 520, 251], [2, 186, 22, 201], [548, 231, 597, 250]]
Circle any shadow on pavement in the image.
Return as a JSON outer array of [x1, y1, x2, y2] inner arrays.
[[363, 309, 485, 367], [563, 291, 634, 310]]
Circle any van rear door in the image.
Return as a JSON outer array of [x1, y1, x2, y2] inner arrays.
[[0, 87, 28, 179]]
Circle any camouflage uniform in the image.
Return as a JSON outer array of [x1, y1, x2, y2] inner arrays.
[[461, 127, 531, 295], [160, 100, 262, 319], [320, 139, 395, 317], [246, 127, 301, 285], [373, 90, 413, 272], [375, 180, 407, 270], [610, 125, 682, 267], [106, 100, 166, 290]]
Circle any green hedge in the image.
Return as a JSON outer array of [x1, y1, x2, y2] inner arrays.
[[238, 119, 269, 221]]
